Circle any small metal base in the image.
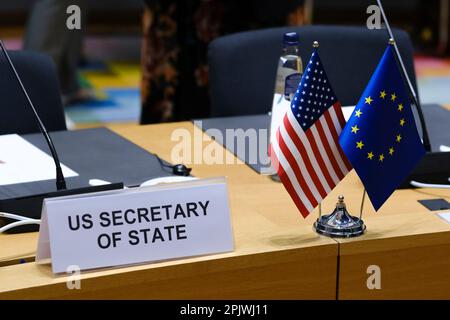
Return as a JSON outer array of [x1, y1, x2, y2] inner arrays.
[[269, 174, 281, 182], [314, 196, 366, 238]]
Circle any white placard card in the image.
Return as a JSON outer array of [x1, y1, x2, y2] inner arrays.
[[36, 177, 234, 273]]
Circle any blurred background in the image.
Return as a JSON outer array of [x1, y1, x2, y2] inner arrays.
[[0, 0, 448, 129]]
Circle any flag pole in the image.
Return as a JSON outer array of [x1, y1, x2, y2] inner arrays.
[[376, 0, 431, 152], [359, 189, 366, 220], [310, 38, 365, 238], [314, 40, 322, 220]]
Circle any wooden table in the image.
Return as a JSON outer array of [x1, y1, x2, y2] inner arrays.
[[0, 122, 449, 299], [0, 122, 338, 299], [318, 171, 450, 299]]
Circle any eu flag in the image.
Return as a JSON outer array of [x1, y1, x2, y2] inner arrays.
[[339, 45, 425, 210]]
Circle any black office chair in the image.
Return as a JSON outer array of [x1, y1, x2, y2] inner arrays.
[[0, 50, 67, 135], [208, 25, 418, 117]]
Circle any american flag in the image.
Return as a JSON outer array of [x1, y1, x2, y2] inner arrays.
[[270, 49, 352, 218]]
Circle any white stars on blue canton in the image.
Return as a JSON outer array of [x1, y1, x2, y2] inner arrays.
[[291, 50, 337, 130]]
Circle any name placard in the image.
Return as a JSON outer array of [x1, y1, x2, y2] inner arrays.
[[36, 177, 234, 273]]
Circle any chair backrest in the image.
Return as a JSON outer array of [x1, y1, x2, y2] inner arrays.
[[0, 50, 67, 135], [208, 25, 418, 117]]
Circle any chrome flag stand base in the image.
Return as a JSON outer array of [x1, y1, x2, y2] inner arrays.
[[314, 195, 366, 238]]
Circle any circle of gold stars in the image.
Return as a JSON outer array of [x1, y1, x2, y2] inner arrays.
[[351, 90, 406, 164]]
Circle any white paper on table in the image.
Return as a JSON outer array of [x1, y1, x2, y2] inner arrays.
[[0, 134, 78, 186], [341, 105, 355, 121], [438, 211, 450, 224]]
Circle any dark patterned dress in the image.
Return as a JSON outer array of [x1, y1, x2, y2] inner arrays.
[[141, 0, 305, 124]]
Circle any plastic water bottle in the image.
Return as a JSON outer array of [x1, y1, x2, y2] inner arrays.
[[274, 32, 303, 101], [267, 32, 303, 177]]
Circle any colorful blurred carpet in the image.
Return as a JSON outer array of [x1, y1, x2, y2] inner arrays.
[[415, 56, 450, 110], [65, 61, 141, 125], [3, 36, 143, 126], [67, 55, 450, 126], [4, 37, 450, 125]]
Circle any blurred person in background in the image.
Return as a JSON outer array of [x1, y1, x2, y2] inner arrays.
[[23, 0, 91, 106], [140, 0, 306, 124]]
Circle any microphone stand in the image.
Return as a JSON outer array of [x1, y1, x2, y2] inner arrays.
[[376, 0, 450, 188], [0, 40, 66, 190], [0, 42, 124, 233], [376, 0, 432, 152]]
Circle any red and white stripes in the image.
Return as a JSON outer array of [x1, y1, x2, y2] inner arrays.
[[270, 103, 352, 218]]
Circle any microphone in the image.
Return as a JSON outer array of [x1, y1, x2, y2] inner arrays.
[[376, 1, 450, 188], [0, 40, 66, 190], [376, 0, 431, 152], [0, 42, 123, 233]]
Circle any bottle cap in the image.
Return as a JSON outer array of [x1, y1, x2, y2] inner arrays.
[[283, 32, 299, 46]]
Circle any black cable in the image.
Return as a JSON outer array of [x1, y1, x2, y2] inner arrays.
[[152, 153, 192, 176], [154, 154, 173, 169]]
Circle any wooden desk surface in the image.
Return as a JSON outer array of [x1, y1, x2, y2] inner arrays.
[[0, 122, 338, 299], [329, 174, 450, 299], [1, 121, 449, 299], [321, 169, 450, 299]]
